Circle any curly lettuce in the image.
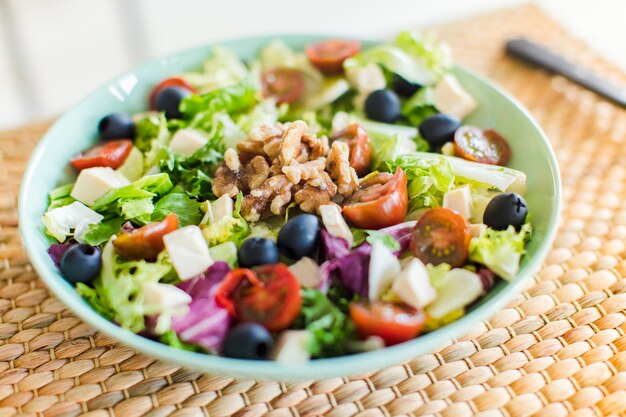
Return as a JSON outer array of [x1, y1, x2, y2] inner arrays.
[[469, 223, 532, 280]]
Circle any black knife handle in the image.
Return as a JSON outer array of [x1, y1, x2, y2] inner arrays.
[[506, 38, 626, 107]]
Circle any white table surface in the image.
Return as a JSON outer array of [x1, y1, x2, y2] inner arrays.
[[1, 0, 625, 130]]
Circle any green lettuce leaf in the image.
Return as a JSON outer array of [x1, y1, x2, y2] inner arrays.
[[160, 330, 206, 353], [47, 183, 76, 210], [394, 31, 452, 81], [77, 239, 173, 332], [152, 188, 203, 227], [201, 193, 249, 246], [180, 80, 257, 132], [91, 174, 174, 225], [293, 288, 357, 358], [386, 155, 454, 211], [83, 217, 126, 246], [401, 87, 438, 126], [182, 46, 248, 92], [469, 223, 532, 280]]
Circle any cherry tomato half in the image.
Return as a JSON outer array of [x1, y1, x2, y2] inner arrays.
[[70, 139, 133, 171], [342, 168, 408, 230], [454, 126, 511, 166], [305, 39, 361, 74], [332, 123, 372, 176], [350, 301, 425, 346], [113, 214, 178, 261], [410, 208, 471, 267], [216, 264, 301, 332], [260, 68, 305, 105], [148, 77, 196, 110]]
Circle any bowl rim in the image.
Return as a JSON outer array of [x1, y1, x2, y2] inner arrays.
[[18, 34, 562, 380]]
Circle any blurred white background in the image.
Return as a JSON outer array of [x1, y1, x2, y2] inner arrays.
[[1, 0, 625, 130]]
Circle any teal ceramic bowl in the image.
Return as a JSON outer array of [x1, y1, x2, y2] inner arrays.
[[19, 35, 561, 380]]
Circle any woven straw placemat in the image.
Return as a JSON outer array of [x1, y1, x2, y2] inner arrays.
[[3, 4, 626, 417]]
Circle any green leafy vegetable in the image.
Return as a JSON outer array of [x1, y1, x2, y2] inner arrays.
[[152, 187, 203, 227], [293, 288, 357, 358], [387, 156, 454, 211], [91, 174, 174, 225], [159, 140, 223, 201], [47, 183, 76, 210], [182, 46, 249, 91], [469, 223, 532, 280], [77, 239, 174, 332], [401, 87, 438, 126], [394, 31, 452, 81], [180, 80, 257, 132], [350, 228, 400, 251], [202, 193, 249, 247], [160, 330, 206, 353], [83, 217, 126, 246], [426, 263, 451, 288]]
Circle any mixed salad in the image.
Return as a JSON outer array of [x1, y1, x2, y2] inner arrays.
[[43, 32, 532, 363]]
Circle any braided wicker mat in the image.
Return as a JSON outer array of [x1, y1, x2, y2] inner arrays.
[[3, 4, 626, 417]]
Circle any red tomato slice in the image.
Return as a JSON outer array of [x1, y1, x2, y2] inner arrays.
[[148, 77, 196, 110], [342, 168, 408, 230], [260, 68, 305, 105], [349, 302, 425, 346], [70, 139, 133, 171], [454, 126, 511, 166], [216, 264, 301, 332], [332, 123, 372, 176], [410, 208, 471, 268], [305, 39, 361, 74], [113, 214, 178, 261]]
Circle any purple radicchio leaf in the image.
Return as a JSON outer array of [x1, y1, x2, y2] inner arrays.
[[477, 267, 497, 292], [120, 221, 137, 234], [48, 242, 75, 269], [170, 262, 231, 353]]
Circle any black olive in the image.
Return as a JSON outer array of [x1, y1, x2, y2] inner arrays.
[[222, 323, 274, 360], [364, 89, 401, 123], [155, 86, 192, 119], [238, 238, 280, 268], [60, 244, 102, 283], [418, 113, 462, 146], [483, 193, 528, 231], [277, 214, 321, 259], [98, 113, 135, 141]]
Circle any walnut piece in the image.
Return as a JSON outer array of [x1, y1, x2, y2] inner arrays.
[[241, 174, 293, 222], [212, 155, 270, 198], [326, 141, 359, 197], [279, 121, 307, 165], [302, 133, 329, 160], [282, 159, 326, 184], [294, 171, 338, 213], [224, 148, 240, 172]]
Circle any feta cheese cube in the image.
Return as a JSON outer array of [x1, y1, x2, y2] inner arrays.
[[443, 186, 472, 220], [288, 257, 320, 288], [434, 74, 478, 120], [368, 241, 401, 300], [43, 201, 104, 242], [392, 258, 437, 309], [346, 63, 386, 94], [163, 226, 214, 280], [70, 167, 130, 206], [470, 223, 487, 237], [271, 330, 311, 364], [426, 268, 483, 319], [142, 282, 192, 311], [169, 129, 209, 157], [319, 204, 353, 247], [211, 195, 233, 222]]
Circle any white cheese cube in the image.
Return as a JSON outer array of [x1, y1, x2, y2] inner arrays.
[[211, 195, 233, 222], [169, 129, 209, 157], [319, 204, 353, 247], [470, 223, 487, 238], [142, 282, 192, 311], [43, 201, 104, 242], [163, 225, 214, 280], [70, 167, 130, 206], [368, 241, 401, 300], [272, 330, 311, 364], [392, 258, 437, 309], [426, 268, 483, 319], [434, 74, 478, 120], [288, 257, 320, 288], [346, 63, 386, 93], [443, 186, 472, 220]]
